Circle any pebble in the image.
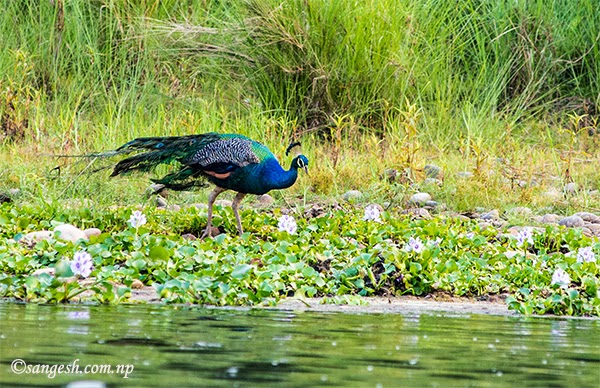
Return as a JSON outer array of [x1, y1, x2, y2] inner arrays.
[[424, 164, 442, 179], [32, 267, 55, 277], [539, 214, 561, 224], [182, 233, 197, 240], [505, 207, 533, 218], [423, 178, 443, 186], [214, 199, 232, 208], [257, 194, 274, 206], [342, 190, 363, 202], [156, 196, 168, 208], [83, 228, 102, 238], [563, 182, 578, 194], [409, 192, 432, 206], [54, 224, 88, 243], [543, 188, 562, 201], [558, 215, 585, 228], [424, 200, 439, 209], [480, 209, 500, 220], [131, 279, 144, 289], [383, 168, 398, 182], [456, 171, 474, 179], [573, 212, 600, 224], [583, 223, 600, 236], [402, 208, 432, 219], [21, 231, 53, 245]]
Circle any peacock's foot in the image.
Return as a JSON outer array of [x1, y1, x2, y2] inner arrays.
[[200, 226, 221, 239]]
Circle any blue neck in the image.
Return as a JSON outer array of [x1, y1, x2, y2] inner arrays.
[[261, 158, 298, 191]]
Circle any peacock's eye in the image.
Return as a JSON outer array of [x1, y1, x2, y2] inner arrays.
[[297, 158, 305, 168]]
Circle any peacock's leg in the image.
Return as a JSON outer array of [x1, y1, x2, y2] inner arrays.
[[232, 192, 247, 236], [201, 186, 226, 239]]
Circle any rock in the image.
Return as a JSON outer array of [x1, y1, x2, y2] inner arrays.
[[583, 223, 600, 236], [573, 212, 600, 224], [480, 209, 500, 220], [402, 208, 431, 219], [342, 190, 363, 202], [424, 164, 442, 179], [456, 171, 474, 179], [505, 207, 533, 219], [21, 230, 53, 245], [54, 224, 88, 243], [83, 228, 102, 239], [148, 183, 167, 196], [539, 214, 561, 224], [367, 203, 385, 213], [558, 215, 585, 228], [424, 200, 439, 209], [190, 203, 208, 210], [382, 168, 398, 182], [423, 178, 443, 186], [543, 188, 562, 201], [478, 221, 491, 230], [581, 227, 593, 238], [33, 267, 55, 277], [208, 226, 221, 237], [409, 192, 432, 206], [131, 279, 144, 289], [563, 182, 578, 194], [214, 199, 232, 208], [589, 190, 599, 197], [258, 194, 274, 206], [156, 196, 168, 208], [182, 233, 197, 240], [167, 204, 181, 212]]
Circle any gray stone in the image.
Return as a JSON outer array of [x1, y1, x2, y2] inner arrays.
[[32, 267, 55, 277], [342, 190, 363, 202], [539, 214, 561, 224], [456, 171, 474, 179], [214, 199, 232, 208], [506, 207, 533, 218], [383, 168, 398, 182], [409, 192, 432, 205], [21, 230, 53, 245], [167, 204, 181, 212], [424, 164, 442, 179], [564, 182, 578, 194], [543, 188, 562, 201], [573, 212, 600, 224], [423, 178, 443, 186], [54, 224, 88, 243], [156, 196, 168, 208], [83, 228, 102, 238], [424, 200, 439, 208], [190, 203, 208, 210], [558, 215, 585, 228], [258, 194, 274, 206], [402, 208, 431, 219], [480, 209, 500, 220], [182, 233, 197, 240], [583, 223, 600, 236], [8, 188, 21, 197]]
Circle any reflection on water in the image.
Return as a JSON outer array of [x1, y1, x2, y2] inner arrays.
[[0, 303, 598, 387]]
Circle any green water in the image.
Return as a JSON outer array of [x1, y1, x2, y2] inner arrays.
[[0, 303, 598, 387]]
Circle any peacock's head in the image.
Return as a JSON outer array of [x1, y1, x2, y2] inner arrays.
[[292, 154, 309, 173]]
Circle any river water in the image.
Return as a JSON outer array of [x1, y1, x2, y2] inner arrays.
[[0, 303, 598, 387]]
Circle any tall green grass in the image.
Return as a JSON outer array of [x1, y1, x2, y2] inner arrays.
[[0, 0, 598, 211]]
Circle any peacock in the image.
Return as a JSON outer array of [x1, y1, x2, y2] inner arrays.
[[100, 132, 308, 237]]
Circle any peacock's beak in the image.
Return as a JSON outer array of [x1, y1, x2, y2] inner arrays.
[[303, 166, 308, 174]]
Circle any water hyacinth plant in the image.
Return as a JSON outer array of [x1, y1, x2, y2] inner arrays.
[[516, 228, 534, 248], [404, 237, 424, 253], [363, 205, 382, 222], [551, 268, 571, 289], [128, 210, 147, 229], [277, 214, 297, 234], [576, 246, 596, 263], [70, 251, 94, 278]]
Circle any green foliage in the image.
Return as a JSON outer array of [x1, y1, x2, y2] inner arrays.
[[0, 202, 598, 316]]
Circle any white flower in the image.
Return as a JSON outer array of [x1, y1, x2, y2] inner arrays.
[[70, 251, 94, 278], [551, 268, 571, 289], [128, 210, 147, 229], [465, 232, 475, 239], [428, 237, 443, 248], [278, 215, 297, 234], [363, 205, 382, 222], [516, 228, 534, 247], [576, 246, 596, 263], [405, 237, 424, 253]]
